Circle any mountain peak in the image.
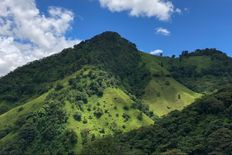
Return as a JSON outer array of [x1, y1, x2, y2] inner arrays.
[[89, 31, 123, 43], [75, 31, 136, 51], [96, 31, 122, 38]]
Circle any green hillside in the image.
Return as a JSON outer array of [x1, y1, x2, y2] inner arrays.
[[0, 67, 153, 154], [141, 53, 200, 116], [0, 32, 150, 114], [1, 32, 232, 154], [82, 85, 232, 155], [166, 49, 232, 93]]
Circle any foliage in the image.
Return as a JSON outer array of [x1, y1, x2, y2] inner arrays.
[[94, 108, 103, 119], [131, 101, 156, 120], [73, 112, 82, 121], [169, 48, 232, 92], [82, 86, 232, 155], [0, 32, 150, 113], [0, 89, 77, 155]]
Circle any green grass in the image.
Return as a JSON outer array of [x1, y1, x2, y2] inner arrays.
[[140, 52, 170, 76], [0, 93, 48, 150], [0, 93, 47, 130], [140, 53, 201, 117], [142, 77, 201, 117], [65, 87, 153, 153]]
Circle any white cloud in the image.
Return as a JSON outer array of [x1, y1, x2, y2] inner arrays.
[[175, 8, 182, 14], [0, 0, 80, 76], [150, 49, 163, 55], [156, 27, 170, 36], [98, 0, 178, 21]]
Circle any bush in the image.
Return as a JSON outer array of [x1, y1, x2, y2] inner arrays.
[[99, 128, 105, 134], [64, 130, 78, 145], [94, 108, 103, 119], [123, 106, 129, 111], [76, 92, 88, 104], [55, 83, 64, 91], [122, 113, 130, 122], [137, 112, 143, 121], [18, 107, 24, 112], [73, 112, 82, 121], [83, 119, 88, 124]]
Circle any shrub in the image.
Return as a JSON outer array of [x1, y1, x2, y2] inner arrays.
[[137, 112, 143, 121], [64, 130, 78, 145], [55, 83, 64, 91], [73, 112, 82, 121], [83, 119, 88, 124], [178, 94, 181, 100], [123, 106, 129, 111], [76, 92, 88, 104], [99, 128, 105, 134], [94, 108, 103, 119], [18, 107, 24, 112], [122, 113, 130, 122]]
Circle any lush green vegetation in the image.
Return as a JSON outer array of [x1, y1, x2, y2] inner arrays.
[[1, 32, 232, 155], [0, 67, 154, 154], [82, 85, 232, 155], [168, 48, 232, 93], [0, 32, 150, 113], [140, 53, 201, 116]]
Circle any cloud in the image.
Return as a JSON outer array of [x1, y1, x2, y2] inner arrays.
[[98, 0, 177, 21], [0, 0, 80, 76], [150, 49, 163, 55], [156, 27, 170, 36], [175, 8, 182, 14]]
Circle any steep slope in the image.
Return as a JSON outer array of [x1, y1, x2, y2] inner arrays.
[[166, 48, 232, 93], [0, 32, 150, 114], [0, 67, 154, 154], [141, 53, 200, 116], [82, 85, 232, 155]]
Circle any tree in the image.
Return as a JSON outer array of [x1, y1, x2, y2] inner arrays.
[[73, 112, 82, 121]]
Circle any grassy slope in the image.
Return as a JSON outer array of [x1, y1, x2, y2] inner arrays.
[[141, 53, 201, 116], [66, 88, 153, 153], [0, 68, 154, 153], [0, 93, 47, 131], [0, 93, 47, 149], [81, 85, 232, 155], [142, 77, 200, 116], [163, 52, 232, 93]]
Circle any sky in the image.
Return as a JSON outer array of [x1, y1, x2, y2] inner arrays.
[[0, 0, 232, 76]]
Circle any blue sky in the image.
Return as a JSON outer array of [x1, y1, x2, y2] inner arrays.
[[37, 0, 232, 56], [0, 0, 232, 76]]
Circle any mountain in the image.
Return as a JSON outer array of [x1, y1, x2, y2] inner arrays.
[[0, 32, 232, 154], [82, 85, 232, 155]]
